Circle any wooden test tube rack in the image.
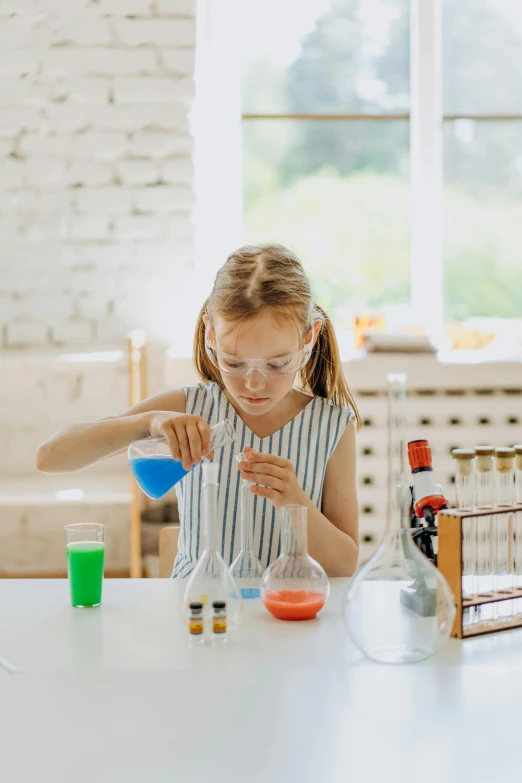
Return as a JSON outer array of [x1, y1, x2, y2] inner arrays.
[[438, 504, 522, 639]]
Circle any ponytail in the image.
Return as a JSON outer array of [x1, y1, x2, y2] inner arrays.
[[193, 298, 223, 387], [301, 305, 362, 430]]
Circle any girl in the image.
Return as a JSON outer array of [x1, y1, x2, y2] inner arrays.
[[37, 244, 360, 577]]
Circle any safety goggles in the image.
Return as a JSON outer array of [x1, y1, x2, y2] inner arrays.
[[206, 337, 312, 379]]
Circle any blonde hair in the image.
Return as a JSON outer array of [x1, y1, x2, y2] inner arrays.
[[193, 243, 361, 428]]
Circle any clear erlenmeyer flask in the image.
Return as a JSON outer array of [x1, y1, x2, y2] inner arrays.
[[343, 373, 456, 663], [128, 419, 236, 499], [261, 504, 330, 620], [182, 462, 242, 631], [231, 453, 264, 598]]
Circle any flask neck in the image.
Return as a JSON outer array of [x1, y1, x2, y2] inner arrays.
[[202, 478, 218, 552], [386, 373, 411, 534], [281, 505, 309, 557], [240, 481, 256, 554], [210, 419, 236, 453]]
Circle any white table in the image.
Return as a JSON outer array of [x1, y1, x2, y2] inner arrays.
[[2, 578, 522, 783]]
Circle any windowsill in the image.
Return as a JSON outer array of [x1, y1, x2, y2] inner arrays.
[[166, 344, 522, 365], [347, 349, 522, 364]]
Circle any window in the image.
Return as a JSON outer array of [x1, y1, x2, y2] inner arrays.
[[443, 0, 522, 323], [238, 0, 522, 351], [240, 0, 410, 349]]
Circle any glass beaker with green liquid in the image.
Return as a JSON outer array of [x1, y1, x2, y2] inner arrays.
[[65, 523, 106, 608]]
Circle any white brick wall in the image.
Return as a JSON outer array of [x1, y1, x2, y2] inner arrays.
[[0, 0, 197, 350], [0, 350, 130, 473]]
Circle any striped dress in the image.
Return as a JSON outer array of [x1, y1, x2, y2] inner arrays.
[[171, 381, 353, 578]]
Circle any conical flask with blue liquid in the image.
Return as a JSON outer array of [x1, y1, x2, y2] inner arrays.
[[128, 419, 236, 499]]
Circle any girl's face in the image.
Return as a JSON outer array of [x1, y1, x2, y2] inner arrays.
[[208, 310, 314, 416]]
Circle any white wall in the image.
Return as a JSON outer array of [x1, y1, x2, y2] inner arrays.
[[0, 0, 197, 349]]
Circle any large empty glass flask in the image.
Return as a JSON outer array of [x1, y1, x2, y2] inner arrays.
[[343, 373, 456, 663]]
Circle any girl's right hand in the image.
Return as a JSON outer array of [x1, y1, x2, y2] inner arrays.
[[148, 412, 213, 471]]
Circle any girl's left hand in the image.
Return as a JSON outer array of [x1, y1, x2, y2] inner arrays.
[[238, 447, 306, 510]]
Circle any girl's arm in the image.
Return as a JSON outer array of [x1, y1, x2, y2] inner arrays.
[[36, 389, 191, 474], [307, 419, 359, 576], [239, 418, 359, 577]]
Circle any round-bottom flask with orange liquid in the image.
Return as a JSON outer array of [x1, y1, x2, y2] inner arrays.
[[261, 505, 330, 621]]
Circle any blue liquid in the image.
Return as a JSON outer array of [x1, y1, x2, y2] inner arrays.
[[129, 456, 189, 500], [240, 587, 261, 599]]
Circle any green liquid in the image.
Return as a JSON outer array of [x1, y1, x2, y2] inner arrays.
[[67, 541, 105, 607]]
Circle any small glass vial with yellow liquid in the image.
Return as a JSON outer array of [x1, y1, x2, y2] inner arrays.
[[188, 601, 205, 643], [212, 600, 227, 641]]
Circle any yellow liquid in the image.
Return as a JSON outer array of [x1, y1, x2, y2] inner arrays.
[[212, 618, 226, 634], [189, 619, 203, 635]]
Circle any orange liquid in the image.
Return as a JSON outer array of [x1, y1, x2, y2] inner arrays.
[[262, 589, 326, 621]]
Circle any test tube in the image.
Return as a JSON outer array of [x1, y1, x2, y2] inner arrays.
[[474, 446, 495, 626], [494, 447, 515, 623], [515, 446, 522, 504], [452, 448, 476, 628], [514, 445, 522, 617]]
